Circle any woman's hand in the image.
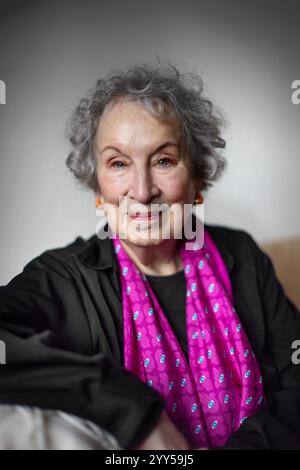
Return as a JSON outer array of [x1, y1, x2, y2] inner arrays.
[[136, 410, 191, 450]]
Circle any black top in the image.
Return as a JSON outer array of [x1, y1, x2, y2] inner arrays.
[[1, 222, 300, 450], [146, 270, 188, 360]]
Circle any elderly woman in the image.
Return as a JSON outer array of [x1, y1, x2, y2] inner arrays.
[[1, 62, 300, 450]]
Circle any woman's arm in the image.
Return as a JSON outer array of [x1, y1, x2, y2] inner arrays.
[[221, 235, 300, 449], [0, 254, 165, 450]]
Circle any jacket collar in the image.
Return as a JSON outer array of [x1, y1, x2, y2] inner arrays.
[[77, 224, 116, 270], [77, 218, 235, 274]]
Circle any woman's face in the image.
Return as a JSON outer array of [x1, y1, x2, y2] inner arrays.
[[95, 98, 199, 247]]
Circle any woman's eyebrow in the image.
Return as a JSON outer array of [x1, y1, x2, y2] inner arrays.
[[99, 141, 180, 156]]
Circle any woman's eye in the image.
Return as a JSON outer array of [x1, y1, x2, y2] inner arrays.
[[156, 157, 174, 167], [111, 160, 126, 169], [110, 157, 174, 169]]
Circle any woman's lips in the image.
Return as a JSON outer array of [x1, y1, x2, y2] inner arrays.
[[129, 212, 160, 221]]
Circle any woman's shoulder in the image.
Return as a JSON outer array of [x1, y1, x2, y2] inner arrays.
[[21, 235, 97, 276], [205, 223, 253, 242], [2, 235, 97, 297], [204, 223, 263, 270], [205, 223, 257, 251]]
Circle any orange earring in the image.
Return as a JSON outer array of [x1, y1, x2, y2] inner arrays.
[[95, 196, 103, 208], [194, 193, 203, 205]]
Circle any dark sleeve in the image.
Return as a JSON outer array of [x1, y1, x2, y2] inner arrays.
[[221, 235, 300, 450], [0, 255, 165, 449]]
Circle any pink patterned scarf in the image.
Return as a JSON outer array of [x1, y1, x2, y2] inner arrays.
[[112, 228, 265, 448]]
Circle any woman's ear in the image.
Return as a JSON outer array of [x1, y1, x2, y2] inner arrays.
[[194, 180, 203, 195], [95, 194, 104, 208]]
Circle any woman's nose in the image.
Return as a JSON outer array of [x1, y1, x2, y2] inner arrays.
[[128, 168, 159, 203]]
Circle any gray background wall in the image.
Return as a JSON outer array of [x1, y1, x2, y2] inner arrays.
[[0, 0, 299, 285]]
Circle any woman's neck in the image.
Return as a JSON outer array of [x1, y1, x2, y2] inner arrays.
[[120, 238, 183, 276]]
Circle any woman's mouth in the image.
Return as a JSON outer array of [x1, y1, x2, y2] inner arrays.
[[129, 212, 160, 221]]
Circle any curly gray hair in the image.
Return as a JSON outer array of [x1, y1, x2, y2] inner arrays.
[[66, 60, 227, 194]]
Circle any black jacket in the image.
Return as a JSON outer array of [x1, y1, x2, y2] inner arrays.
[[1, 223, 300, 450]]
